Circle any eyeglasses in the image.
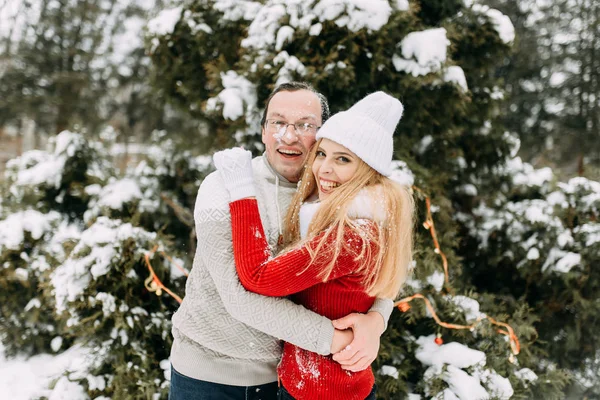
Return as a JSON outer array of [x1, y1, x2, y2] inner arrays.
[[264, 119, 320, 136]]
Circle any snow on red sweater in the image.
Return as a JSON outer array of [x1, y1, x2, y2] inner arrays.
[[230, 198, 378, 400]]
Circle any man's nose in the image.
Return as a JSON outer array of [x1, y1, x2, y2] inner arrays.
[[281, 125, 299, 144]]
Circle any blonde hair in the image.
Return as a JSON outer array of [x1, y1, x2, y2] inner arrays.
[[282, 140, 415, 299]]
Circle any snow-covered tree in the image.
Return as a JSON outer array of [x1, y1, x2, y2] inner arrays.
[[146, 0, 580, 398], [2, 0, 599, 398], [0, 0, 181, 145], [485, 0, 600, 177], [0, 129, 212, 398]]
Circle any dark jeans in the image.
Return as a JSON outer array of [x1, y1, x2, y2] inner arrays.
[[169, 366, 278, 400], [278, 384, 377, 400]]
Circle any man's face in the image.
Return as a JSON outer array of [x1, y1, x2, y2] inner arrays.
[[262, 90, 322, 183]]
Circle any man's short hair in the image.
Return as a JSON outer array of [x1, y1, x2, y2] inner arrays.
[[260, 82, 330, 127]]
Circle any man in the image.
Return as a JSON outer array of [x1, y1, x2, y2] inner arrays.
[[169, 82, 393, 400]]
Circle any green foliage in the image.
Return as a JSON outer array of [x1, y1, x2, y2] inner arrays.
[[146, 0, 577, 398], [0, 129, 208, 397], [458, 158, 600, 395]]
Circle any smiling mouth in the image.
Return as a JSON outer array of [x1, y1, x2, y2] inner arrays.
[[319, 179, 340, 192], [277, 149, 302, 157]]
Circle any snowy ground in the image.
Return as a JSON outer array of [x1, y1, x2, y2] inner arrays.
[[0, 342, 89, 399]]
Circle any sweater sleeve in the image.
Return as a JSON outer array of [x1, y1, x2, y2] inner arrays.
[[193, 173, 334, 356], [230, 198, 377, 297]]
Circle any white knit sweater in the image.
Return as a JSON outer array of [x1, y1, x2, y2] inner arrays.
[[170, 155, 393, 386]]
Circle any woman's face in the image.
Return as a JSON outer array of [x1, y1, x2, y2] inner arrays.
[[311, 139, 360, 201]]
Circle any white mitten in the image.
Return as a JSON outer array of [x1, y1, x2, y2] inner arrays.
[[213, 147, 256, 201]]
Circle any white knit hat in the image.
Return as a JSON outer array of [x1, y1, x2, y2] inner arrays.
[[316, 91, 403, 176]]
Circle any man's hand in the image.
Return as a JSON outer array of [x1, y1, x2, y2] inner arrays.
[[331, 311, 385, 372]]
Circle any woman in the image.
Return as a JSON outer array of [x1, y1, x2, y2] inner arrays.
[[213, 92, 414, 400]]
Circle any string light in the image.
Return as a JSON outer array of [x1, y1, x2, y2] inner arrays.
[[143, 245, 184, 304], [397, 186, 521, 357], [395, 294, 520, 355], [412, 186, 451, 293], [143, 185, 521, 358]]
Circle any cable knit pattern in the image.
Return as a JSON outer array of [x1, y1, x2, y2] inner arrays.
[[171, 156, 334, 386], [170, 155, 394, 387]]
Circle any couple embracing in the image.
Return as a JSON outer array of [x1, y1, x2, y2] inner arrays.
[[169, 82, 414, 400]]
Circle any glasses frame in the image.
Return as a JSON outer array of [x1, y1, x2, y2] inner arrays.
[[264, 119, 320, 136]]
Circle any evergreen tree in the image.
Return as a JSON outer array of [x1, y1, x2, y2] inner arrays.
[[484, 0, 600, 178], [0, 129, 211, 398], [1, 0, 599, 398], [0, 0, 183, 144], [148, 0, 577, 398]]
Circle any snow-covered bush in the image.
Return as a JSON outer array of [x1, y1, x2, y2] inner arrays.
[[0, 128, 209, 397], [0, 209, 80, 356], [458, 157, 600, 396]]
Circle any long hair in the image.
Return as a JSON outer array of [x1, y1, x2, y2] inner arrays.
[[282, 140, 415, 299]]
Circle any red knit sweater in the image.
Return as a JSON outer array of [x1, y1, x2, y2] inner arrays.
[[230, 199, 378, 400]]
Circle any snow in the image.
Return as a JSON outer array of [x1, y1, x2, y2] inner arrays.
[[427, 270, 445, 292], [276, 26, 295, 51], [239, 0, 395, 51], [416, 335, 514, 400], [459, 184, 478, 196], [309, 23, 323, 36], [96, 178, 143, 209], [5, 131, 89, 193], [575, 223, 600, 247], [273, 51, 307, 86], [94, 292, 117, 317], [147, 7, 182, 36], [206, 71, 258, 122], [51, 337, 64, 352], [394, 0, 410, 11], [448, 295, 486, 322], [213, 0, 262, 22], [0, 0, 42, 54], [508, 157, 553, 188], [514, 368, 538, 385], [7, 150, 65, 189], [526, 247, 540, 260], [313, 0, 393, 32], [48, 376, 88, 400], [541, 248, 581, 274], [519, 200, 554, 224], [417, 135, 434, 154], [474, 368, 514, 399], [472, 5, 515, 44], [50, 217, 156, 314], [393, 28, 450, 77], [552, 252, 581, 273], [416, 336, 485, 369], [380, 365, 399, 379], [0, 342, 93, 400], [0, 210, 60, 250], [443, 365, 489, 400], [444, 66, 469, 92], [241, 3, 287, 50], [549, 72, 567, 87], [389, 160, 415, 186]]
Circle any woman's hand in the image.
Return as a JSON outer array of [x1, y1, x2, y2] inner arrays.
[[331, 311, 384, 372], [213, 147, 256, 201], [331, 328, 353, 354]]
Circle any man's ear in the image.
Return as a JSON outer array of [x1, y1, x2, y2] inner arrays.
[[261, 126, 267, 144]]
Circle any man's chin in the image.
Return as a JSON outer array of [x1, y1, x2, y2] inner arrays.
[[277, 164, 302, 182]]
